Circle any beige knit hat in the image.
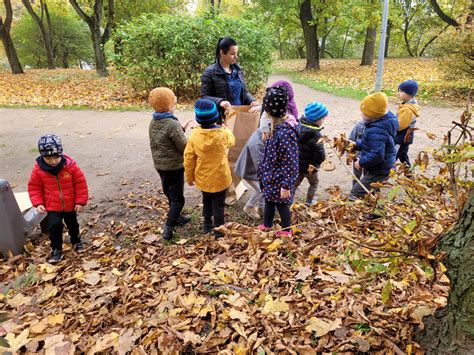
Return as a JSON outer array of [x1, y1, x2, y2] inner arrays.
[[360, 92, 388, 119], [149, 87, 177, 112]]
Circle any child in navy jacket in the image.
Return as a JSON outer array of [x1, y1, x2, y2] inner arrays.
[[350, 92, 398, 199]]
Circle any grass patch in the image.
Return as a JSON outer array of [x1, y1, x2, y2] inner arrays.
[[273, 58, 469, 107]]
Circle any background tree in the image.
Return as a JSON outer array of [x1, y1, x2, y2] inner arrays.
[[0, 0, 23, 73], [21, 0, 55, 69], [360, 0, 378, 66], [12, 6, 93, 68], [115, 0, 186, 23], [69, 0, 114, 76]]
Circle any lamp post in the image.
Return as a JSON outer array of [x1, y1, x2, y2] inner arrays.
[[374, 0, 390, 92]]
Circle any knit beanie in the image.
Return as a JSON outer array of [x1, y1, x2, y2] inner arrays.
[[398, 80, 419, 97], [38, 134, 63, 157], [304, 102, 328, 122], [263, 86, 288, 119], [360, 92, 388, 119], [149, 87, 177, 112], [195, 99, 220, 127]]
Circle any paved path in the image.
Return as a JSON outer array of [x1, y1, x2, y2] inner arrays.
[[0, 75, 462, 205]]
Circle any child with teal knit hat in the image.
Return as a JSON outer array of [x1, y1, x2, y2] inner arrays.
[[295, 102, 328, 206]]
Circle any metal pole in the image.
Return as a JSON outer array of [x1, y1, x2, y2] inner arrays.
[[374, 0, 389, 92]]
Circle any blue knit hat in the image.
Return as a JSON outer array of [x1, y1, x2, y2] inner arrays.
[[304, 102, 328, 122], [398, 80, 418, 97], [38, 134, 63, 157], [195, 99, 220, 127]]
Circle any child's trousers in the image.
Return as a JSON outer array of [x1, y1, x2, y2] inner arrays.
[[158, 168, 185, 227], [295, 172, 319, 204], [244, 179, 265, 209], [202, 189, 227, 227], [263, 201, 291, 231], [350, 171, 389, 199], [47, 211, 80, 250]]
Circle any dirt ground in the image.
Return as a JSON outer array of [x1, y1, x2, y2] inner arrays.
[[0, 74, 463, 232]]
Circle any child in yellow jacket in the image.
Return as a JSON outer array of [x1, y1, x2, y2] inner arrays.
[[396, 80, 421, 168], [184, 99, 235, 238]]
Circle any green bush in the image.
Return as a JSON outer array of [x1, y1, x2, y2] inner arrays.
[[113, 13, 274, 98]]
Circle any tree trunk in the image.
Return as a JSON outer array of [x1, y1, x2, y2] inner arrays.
[[0, 0, 24, 74], [91, 25, 108, 77], [299, 0, 319, 70], [415, 188, 474, 353], [21, 0, 55, 69], [360, 26, 376, 66], [319, 17, 328, 59], [384, 20, 391, 58], [69, 0, 114, 77], [340, 26, 349, 58], [0, 27, 24, 74]]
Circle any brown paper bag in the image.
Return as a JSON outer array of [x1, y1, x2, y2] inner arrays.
[[224, 105, 260, 204]]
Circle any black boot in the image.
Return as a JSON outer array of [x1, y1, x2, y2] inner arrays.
[[202, 223, 213, 234], [176, 215, 192, 226], [162, 225, 175, 240]]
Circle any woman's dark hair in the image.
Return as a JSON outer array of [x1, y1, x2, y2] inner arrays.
[[215, 37, 238, 62]]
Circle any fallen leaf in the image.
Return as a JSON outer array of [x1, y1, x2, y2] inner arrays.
[[295, 265, 312, 281], [305, 317, 342, 336], [228, 308, 250, 323]]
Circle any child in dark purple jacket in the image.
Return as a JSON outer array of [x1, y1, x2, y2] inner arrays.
[[257, 86, 299, 237]]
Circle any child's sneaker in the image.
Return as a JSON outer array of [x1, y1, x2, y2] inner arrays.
[[202, 223, 213, 234], [275, 230, 292, 237], [243, 205, 260, 219], [162, 225, 174, 240], [213, 230, 225, 239], [176, 215, 192, 226], [258, 224, 271, 232], [73, 242, 85, 253], [48, 249, 63, 264]]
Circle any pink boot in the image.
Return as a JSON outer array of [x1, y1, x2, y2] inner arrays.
[[258, 224, 271, 232], [275, 230, 292, 237]]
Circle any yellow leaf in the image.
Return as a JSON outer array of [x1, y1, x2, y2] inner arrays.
[[47, 313, 65, 326], [29, 318, 48, 334], [263, 298, 289, 313], [7, 293, 32, 308], [266, 239, 283, 252], [90, 332, 119, 353], [228, 308, 250, 323], [112, 268, 123, 276], [4, 329, 30, 352], [39, 263, 58, 274], [305, 317, 342, 336]]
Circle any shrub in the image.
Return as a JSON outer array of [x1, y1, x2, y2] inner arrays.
[[113, 13, 274, 98]]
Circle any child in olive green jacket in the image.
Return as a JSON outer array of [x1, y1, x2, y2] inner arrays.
[[149, 87, 191, 240]]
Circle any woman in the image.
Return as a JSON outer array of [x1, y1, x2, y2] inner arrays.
[[201, 37, 259, 120]]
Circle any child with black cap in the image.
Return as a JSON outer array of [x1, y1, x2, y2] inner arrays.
[[257, 86, 299, 237], [396, 80, 421, 168], [184, 99, 235, 238], [28, 134, 88, 263], [149, 87, 191, 241]]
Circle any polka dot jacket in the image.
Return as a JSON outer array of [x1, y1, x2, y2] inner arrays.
[[258, 122, 299, 204]]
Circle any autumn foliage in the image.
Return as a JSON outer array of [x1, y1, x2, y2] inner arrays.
[[0, 129, 472, 352]]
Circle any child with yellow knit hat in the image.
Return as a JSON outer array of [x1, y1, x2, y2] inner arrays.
[[349, 92, 399, 200], [149, 87, 191, 240]]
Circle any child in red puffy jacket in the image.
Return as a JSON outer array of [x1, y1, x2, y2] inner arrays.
[[28, 134, 88, 263]]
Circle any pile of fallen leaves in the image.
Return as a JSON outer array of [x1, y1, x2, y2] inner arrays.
[[0, 69, 149, 111], [274, 58, 470, 106], [1, 159, 470, 353]]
